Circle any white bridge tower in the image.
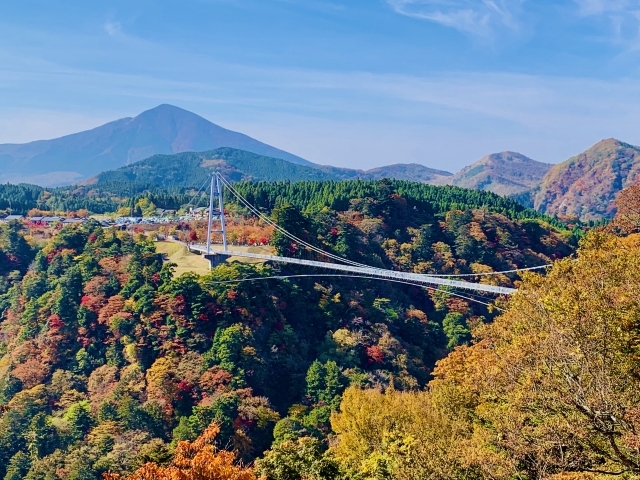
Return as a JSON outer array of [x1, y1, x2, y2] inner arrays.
[[205, 173, 228, 256]]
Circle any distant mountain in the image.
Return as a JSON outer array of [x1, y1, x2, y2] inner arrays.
[[442, 152, 552, 196], [532, 139, 640, 220], [92, 149, 454, 187], [0, 104, 312, 186], [310, 163, 452, 183], [353, 163, 452, 183]]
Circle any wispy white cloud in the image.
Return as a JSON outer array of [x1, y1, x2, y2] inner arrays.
[[573, 0, 640, 49], [386, 0, 522, 36], [2, 10, 640, 170], [104, 20, 123, 37]]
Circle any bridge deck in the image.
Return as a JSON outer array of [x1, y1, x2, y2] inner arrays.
[[190, 244, 516, 295]]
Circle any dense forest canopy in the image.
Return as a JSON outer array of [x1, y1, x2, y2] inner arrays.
[[0, 182, 196, 215], [230, 179, 575, 226], [1, 182, 635, 480], [0, 218, 452, 479], [325, 230, 640, 480], [0, 178, 590, 235]]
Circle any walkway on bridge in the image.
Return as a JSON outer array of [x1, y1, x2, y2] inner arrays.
[[190, 244, 517, 295]]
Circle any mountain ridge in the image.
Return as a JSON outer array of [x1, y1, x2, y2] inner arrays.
[[0, 104, 541, 193], [93, 139, 640, 221], [90, 148, 454, 186]]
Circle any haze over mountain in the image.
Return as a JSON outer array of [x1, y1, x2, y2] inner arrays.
[[442, 152, 552, 196], [0, 104, 312, 186], [532, 139, 640, 220]]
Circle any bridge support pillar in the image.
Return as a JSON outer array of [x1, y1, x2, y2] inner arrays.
[[204, 254, 225, 269]]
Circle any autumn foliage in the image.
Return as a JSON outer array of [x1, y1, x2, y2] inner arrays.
[[103, 424, 257, 480], [0, 182, 600, 480], [330, 230, 640, 479], [608, 183, 640, 234]]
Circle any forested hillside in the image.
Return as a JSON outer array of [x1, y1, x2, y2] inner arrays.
[[323, 221, 640, 479], [0, 178, 586, 236], [533, 138, 640, 220], [0, 180, 580, 479], [93, 148, 340, 187], [93, 149, 456, 188], [232, 179, 562, 221]]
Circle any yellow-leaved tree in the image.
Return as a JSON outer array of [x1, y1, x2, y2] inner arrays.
[[330, 386, 480, 480]]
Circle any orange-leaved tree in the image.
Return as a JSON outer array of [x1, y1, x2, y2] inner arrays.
[[608, 183, 640, 234], [103, 424, 258, 480]]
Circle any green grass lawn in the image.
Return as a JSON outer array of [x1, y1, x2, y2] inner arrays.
[[155, 241, 211, 276]]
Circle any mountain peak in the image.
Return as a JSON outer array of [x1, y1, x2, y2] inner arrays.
[[595, 137, 622, 145], [135, 103, 200, 119], [481, 151, 549, 164], [148, 103, 184, 111], [444, 151, 552, 196], [587, 138, 637, 153]]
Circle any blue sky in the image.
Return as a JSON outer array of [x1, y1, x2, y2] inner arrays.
[[1, 0, 640, 170]]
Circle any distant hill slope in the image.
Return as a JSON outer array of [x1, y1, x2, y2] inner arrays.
[[93, 148, 454, 187], [532, 139, 640, 220], [443, 152, 552, 196], [0, 104, 312, 186], [352, 163, 452, 183], [93, 148, 340, 186]]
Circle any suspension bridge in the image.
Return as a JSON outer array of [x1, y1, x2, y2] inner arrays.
[[187, 173, 551, 297]]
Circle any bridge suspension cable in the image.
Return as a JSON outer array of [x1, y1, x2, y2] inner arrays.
[[218, 175, 378, 270], [206, 273, 506, 310], [184, 177, 212, 212], [192, 244, 516, 294]]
